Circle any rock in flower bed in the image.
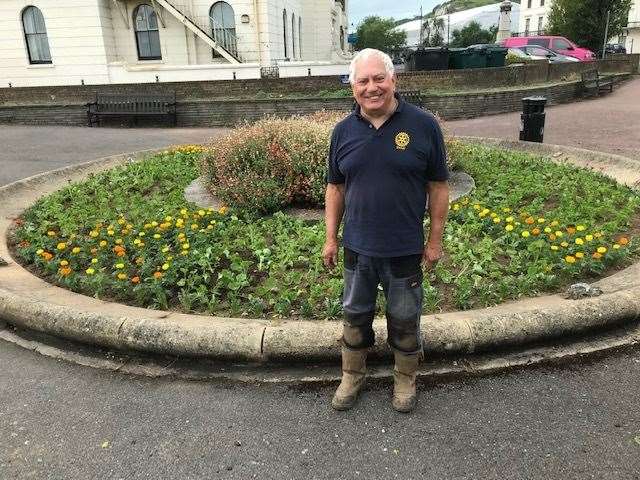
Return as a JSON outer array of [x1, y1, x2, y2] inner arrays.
[[10, 141, 640, 319]]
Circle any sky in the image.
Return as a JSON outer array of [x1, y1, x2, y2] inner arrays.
[[348, 0, 443, 28]]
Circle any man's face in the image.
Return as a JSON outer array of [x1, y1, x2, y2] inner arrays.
[[351, 57, 396, 117]]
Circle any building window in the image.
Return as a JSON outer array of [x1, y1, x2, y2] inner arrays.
[[340, 26, 345, 51], [525, 18, 530, 35], [283, 9, 288, 59], [540, 0, 545, 6], [22, 6, 52, 64], [291, 13, 296, 59], [537, 16, 544, 33], [210, 1, 237, 58], [134, 4, 161, 60], [298, 17, 302, 58], [527, 0, 532, 8]]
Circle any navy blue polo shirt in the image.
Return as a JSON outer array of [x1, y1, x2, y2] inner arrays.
[[327, 95, 449, 258]]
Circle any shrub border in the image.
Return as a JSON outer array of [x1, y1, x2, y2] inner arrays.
[[1, 141, 639, 362]]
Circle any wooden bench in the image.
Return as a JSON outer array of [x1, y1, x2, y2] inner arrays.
[[581, 70, 614, 97], [87, 93, 176, 127]]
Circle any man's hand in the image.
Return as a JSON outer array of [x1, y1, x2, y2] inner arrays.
[[323, 240, 339, 270], [422, 241, 444, 271]]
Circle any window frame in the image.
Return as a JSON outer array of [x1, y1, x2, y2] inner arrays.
[[133, 4, 162, 61], [22, 6, 52, 65]]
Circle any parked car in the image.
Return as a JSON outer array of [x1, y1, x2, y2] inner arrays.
[[502, 36, 596, 61], [605, 43, 627, 54], [509, 45, 580, 63]]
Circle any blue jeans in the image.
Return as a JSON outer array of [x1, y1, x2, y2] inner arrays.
[[342, 247, 423, 355]]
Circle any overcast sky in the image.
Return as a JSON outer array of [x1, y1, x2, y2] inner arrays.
[[348, 0, 442, 28]]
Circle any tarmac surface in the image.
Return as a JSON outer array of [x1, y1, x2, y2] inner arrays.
[[2, 76, 640, 479]]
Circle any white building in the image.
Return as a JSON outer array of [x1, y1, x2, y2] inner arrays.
[[0, 0, 350, 87], [396, 2, 521, 47], [517, 0, 552, 36], [623, 0, 640, 53]]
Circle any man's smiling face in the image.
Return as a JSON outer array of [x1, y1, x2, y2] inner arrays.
[[351, 56, 396, 117]]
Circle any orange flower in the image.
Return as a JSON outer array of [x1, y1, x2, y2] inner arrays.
[[42, 252, 53, 261], [592, 252, 603, 259], [116, 251, 126, 257], [113, 245, 126, 254], [618, 237, 629, 246], [59, 267, 72, 276], [525, 217, 535, 225], [566, 225, 576, 235], [131, 276, 141, 284], [90, 248, 98, 254], [531, 228, 541, 236], [153, 271, 163, 279], [548, 234, 557, 241]]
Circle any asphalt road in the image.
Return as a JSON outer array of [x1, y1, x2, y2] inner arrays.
[[2, 340, 640, 480], [2, 79, 640, 479]]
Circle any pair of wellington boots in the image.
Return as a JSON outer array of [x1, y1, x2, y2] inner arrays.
[[331, 347, 420, 413]]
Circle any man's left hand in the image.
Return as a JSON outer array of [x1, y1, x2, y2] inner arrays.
[[422, 241, 444, 270]]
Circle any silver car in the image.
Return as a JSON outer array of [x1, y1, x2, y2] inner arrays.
[[510, 45, 580, 63]]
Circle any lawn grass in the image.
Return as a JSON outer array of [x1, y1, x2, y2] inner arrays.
[[11, 143, 640, 319]]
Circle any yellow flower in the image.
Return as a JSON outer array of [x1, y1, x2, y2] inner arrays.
[[597, 246, 607, 254], [59, 260, 69, 266], [473, 204, 481, 211], [207, 225, 214, 230], [151, 221, 158, 227], [505, 224, 514, 232], [117, 273, 127, 280], [153, 234, 161, 239], [56, 242, 67, 250], [191, 224, 199, 230], [521, 231, 530, 238], [550, 220, 559, 227], [585, 234, 594, 242], [133, 238, 141, 245], [138, 232, 146, 237], [47, 230, 57, 237], [555, 231, 563, 237], [107, 230, 115, 236], [180, 208, 188, 216], [182, 243, 190, 250], [89, 230, 99, 238], [117, 218, 126, 225], [218, 206, 228, 215], [115, 238, 123, 244], [86, 268, 95, 275], [544, 227, 552, 233], [506, 216, 514, 223], [162, 263, 170, 270], [613, 244, 621, 250], [162, 246, 170, 253], [165, 216, 173, 222], [198, 210, 206, 217], [550, 245, 559, 251], [115, 263, 125, 269], [537, 218, 546, 224], [502, 207, 512, 213], [178, 232, 185, 239], [490, 212, 497, 218], [452, 204, 460, 211], [575, 238, 584, 245], [561, 241, 569, 248], [493, 217, 501, 224], [565, 255, 576, 264], [575, 252, 584, 259], [36, 249, 44, 255], [99, 240, 107, 247], [576, 225, 586, 232], [72, 247, 81, 254], [91, 258, 98, 264]]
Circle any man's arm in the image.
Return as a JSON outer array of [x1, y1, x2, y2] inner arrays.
[[423, 180, 449, 269], [323, 183, 345, 269]]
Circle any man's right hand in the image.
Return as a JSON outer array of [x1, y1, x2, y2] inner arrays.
[[322, 240, 339, 270]]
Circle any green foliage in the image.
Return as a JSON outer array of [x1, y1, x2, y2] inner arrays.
[[449, 21, 497, 47], [354, 16, 407, 52], [547, 0, 632, 53], [12, 143, 639, 320]]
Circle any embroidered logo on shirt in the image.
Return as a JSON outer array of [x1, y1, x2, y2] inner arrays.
[[395, 132, 410, 150]]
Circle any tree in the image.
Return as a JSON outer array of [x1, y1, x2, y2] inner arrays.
[[547, 0, 632, 54], [449, 21, 496, 47], [421, 17, 446, 46], [354, 16, 407, 53]]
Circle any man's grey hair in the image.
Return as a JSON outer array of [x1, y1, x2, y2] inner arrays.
[[348, 48, 395, 84]]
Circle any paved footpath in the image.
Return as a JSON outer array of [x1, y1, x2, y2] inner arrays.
[[2, 78, 640, 479], [449, 76, 640, 161]]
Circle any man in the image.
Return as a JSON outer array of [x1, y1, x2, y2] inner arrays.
[[323, 48, 450, 413]]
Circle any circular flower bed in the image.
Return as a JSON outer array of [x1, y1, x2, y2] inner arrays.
[[10, 140, 640, 320]]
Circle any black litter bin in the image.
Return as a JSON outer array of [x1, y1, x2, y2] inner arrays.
[[485, 46, 508, 67], [407, 47, 450, 71], [448, 48, 466, 69], [520, 96, 547, 142]]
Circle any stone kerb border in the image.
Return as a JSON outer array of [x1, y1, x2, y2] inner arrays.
[[1, 142, 639, 363]]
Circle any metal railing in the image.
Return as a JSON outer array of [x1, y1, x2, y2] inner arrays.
[[170, 3, 241, 61], [512, 30, 547, 37]]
